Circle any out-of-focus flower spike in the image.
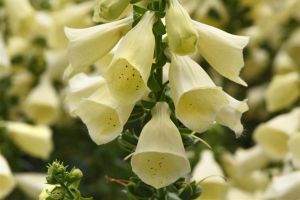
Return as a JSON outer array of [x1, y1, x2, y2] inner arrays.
[[105, 12, 155, 104], [166, 0, 198, 55], [0, 34, 10, 77], [193, 20, 249, 86], [131, 102, 190, 189]]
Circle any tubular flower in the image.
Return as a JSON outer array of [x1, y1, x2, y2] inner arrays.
[[166, 0, 198, 55], [93, 0, 131, 22], [65, 73, 105, 115], [23, 76, 60, 125], [6, 122, 53, 160], [265, 72, 300, 112], [105, 12, 155, 104], [0, 154, 15, 199], [15, 173, 46, 200], [216, 93, 248, 137], [193, 20, 249, 86], [73, 79, 134, 145], [192, 150, 227, 200], [0, 34, 10, 76], [169, 54, 228, 133], [131, 102, 190, 189], [65, 16, 132, 73], [253, 108, 300, 160]]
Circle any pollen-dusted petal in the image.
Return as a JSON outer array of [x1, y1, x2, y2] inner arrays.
[[24, 76, 60, 125], [265, 72, 300, 112], [193, 20, 249, 86], [15, 173, 46, 200], [216, 93, 249, 137], [169, 55, 228, 132], [65, 16, 132, 72], [131, 102, 190, 189], [166, 0, 198, 55], [73, 84, 133, 145], [253, 108, 300, 160], [105, 12, 155, 104], [6, 122, 53, 160], [0, 154, 15, 199]]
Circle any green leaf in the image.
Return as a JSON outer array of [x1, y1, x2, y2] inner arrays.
[[147, 73, 161, 92], [153, 19, 166, 36]]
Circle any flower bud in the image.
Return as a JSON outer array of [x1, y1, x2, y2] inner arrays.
[[166, 0, 198, 55], [131, 102, 190, 189]]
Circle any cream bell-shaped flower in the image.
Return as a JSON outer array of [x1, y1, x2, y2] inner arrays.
[[192, 150, 227, 200], [44, 50, 68, 81], [73, 79, 134, 145], [15, 173, 46, 199], [216, 93, 248, 137], [105, 12, 155, 104], [24, 76, 60, 125], [166, 0, 198, 55], [131, 102, 190, 189], [93, 0, 131, 22], [7, 36, 29, 58], [49, 1, 94, 48], [265, 72, 300, 112], [6, 122, 53, 159], [169, 54, 228, 132], [65, 16, 132, 73], [4, 0, 35, 36], [0, 154, 15, 199], [253, 108, 300, 160], [193, 20, 249, 86], [226, 188, 254, 200], [289, 133, 300, 166], [65, 73, 105, 115], [264, 171, 300, 200]]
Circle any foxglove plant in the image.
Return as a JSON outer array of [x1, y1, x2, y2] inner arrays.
[[63, 0, 249, 198]]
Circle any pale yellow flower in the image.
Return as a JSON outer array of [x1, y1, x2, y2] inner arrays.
[[192, 150, 227, 200], [0, 154, 15, 199], [105, 12, 155, 104], [166, 0, 198, 55], [6, 122, 53, 159], [15, 173, 46, 199], [169, 54, 228, 132], [93, 0, 131, 22], [65, 16, 132, 73], [193, 20, 249, 86], [131, 102, 190, 189]]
